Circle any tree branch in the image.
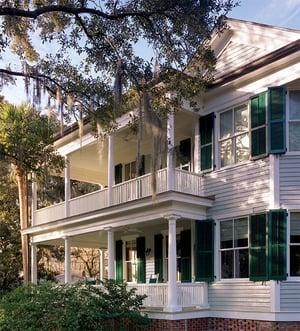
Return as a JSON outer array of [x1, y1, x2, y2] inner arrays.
[[0, 5, 164, 21]]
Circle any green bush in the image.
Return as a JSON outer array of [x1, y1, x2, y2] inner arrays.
[[0, 279, 150, 331]]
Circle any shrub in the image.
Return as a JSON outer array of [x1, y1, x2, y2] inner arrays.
[[0, 279, 150, 331]]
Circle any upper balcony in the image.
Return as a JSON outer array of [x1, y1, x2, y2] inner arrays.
[[33, 167, 209, 226], [31, 108, 211, 228]]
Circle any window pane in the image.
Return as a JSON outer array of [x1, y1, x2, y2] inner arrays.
[[220, 110, 232, 139], [290, 246, 300, 276], [290, 91, 300, 120], [235, 105, 248, 133], [221, 220, 233, 249], [235, 249, 249, 278], [289, 122, 300, 151], [236, 133, 249, 162], [290, 213, 300, 243], [234, 218, 248, 247], [220, 139, 233, 167], [222, 250, 233, 278]]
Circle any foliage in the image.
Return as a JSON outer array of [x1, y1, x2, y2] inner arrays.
[[0, 102, 64, 176], [0, 279, 150, 331], [0, 101, 65, 282], [0, 162, 22, 294], [0, 1, 238, 129]]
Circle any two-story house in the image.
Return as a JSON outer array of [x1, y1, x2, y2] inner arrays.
[[24, 18, 300, 331]]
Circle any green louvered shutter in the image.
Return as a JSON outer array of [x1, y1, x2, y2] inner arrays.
[[249, 214, 268, 281], [116, 240, 123, 281], [136, 237, 146, 283], [268, 87, 286, 154], [154, 234, 163, 282], [180, 230, 191, 282], [195, 219, 214, 282], [251, 93, 267, 158], [269, 210, 287, 280], [200, 113, 214, 171]]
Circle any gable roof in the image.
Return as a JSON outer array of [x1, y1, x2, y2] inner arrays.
[[209, 18, 300, 87]]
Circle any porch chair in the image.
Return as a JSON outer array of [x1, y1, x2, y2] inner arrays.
[[149, 273, 159, 283]]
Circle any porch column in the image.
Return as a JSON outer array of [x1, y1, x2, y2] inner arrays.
[[167, 109, 175, 191], [64, 156, 70, 217], [165, 214, 181, 312], [106, 227, 115, 279], [30, 241, 37, 284], [64, 236, 71, 283], [31, 172, 37, 226], [108, 135, 114, 206], [99, 249, 105, 280]]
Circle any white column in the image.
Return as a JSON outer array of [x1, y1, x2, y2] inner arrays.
[[64, 156, 70, 217], [167, 110, 175, 191], [194, 120, 200, 173], [64, 237, 71, 283], [99, 249, 105, 280], [270, 154, 280, 209], [191, 219, 195, 282], [108, 135, 114, 206], [31, 172, 37, 226], [30, 241, 37, 284], [106, 227, 115, 279], [164, 214, 181, 312], [270, 280, 281, 312]]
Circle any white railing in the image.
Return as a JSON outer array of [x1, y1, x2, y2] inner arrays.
[[175, 168, 203, 196], [69, 189, 108, 216], [35, 168, 203, 225], [33, 202, 65, 224], [128, 283, 208, 309], [112, 169, 168, 205]]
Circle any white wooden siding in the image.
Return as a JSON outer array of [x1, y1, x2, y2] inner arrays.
[[208, 281, 271, 312], [202, 159, 270, 218], [280, 281, 300, 311], [215, 41, 268, 79], [280, 155, 300, 207]]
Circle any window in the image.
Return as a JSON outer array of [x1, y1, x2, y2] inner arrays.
[[125, 240, 137, 282], [290, 212, 300, 276], [219, 210, 286, 280], [125, 161, 136, 181], [220, 217, 249, 278], [288, 91, 300, 151], [219, 104, 249, 167]]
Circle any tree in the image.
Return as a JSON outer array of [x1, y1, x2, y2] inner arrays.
[[72, 248, 101, 278], [0, 162, 22, 293], [0, 1, 237, 128], [0, 102, 64, 282]]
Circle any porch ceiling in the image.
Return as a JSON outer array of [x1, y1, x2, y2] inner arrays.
[[68, 110, 199, 185]]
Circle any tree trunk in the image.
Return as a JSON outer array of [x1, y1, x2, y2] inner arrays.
[[16, 171, 29, 283]]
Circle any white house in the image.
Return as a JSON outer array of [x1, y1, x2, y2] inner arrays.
[[24, 18, 300, 330]]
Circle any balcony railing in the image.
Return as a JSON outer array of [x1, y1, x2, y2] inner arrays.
[[127, 282, 208, 309], [34, 168, 203, 225]]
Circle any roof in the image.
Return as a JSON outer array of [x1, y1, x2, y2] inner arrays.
[[208, 18, 300, 88]]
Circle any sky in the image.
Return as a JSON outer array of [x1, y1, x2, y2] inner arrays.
[[229, 0, 300, 30], [2, 0, 300, 105]]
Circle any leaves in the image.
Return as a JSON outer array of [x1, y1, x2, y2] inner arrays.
[[0, 0, 237, 129], [0, 280, 150, 331], [0, 101, 65, 176]]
